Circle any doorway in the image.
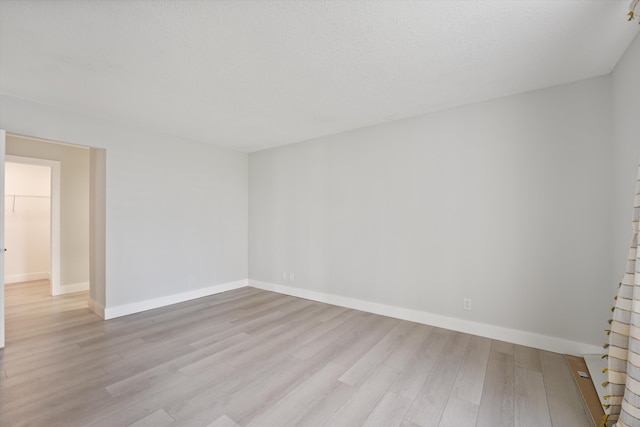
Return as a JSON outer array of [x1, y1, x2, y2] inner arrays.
[[0, 132, 106, 349], [4, 156, 61, 296]]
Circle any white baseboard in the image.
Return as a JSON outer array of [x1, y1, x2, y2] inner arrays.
[[88, 298, 105, 319], [248, 280, 603, 356], [103, 279, 248, 320], [5, 272, 50, 284], [53, 281, 89, 296]]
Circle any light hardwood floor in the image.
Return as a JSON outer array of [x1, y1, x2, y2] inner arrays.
[[0, 280, 593, 427]]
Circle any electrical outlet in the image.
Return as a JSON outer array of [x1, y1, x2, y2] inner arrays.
[[289, 272, 295, 282], [283, 272, 287, 280], [463, 298, 472, 311]]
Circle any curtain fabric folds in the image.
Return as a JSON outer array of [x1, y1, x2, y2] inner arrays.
[[607, 164, 640, 427]]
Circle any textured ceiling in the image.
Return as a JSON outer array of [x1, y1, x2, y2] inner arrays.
[[1, 1, 638, 152]]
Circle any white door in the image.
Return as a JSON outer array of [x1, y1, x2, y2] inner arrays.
[[1, 129, 6, 348]]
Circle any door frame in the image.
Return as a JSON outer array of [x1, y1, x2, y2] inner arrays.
[[5, 155, 61, 296], [1, 129, 5, 348], [1, 131, 107, 349]]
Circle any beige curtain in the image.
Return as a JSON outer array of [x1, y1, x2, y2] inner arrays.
[[606, 164, 640, 427]]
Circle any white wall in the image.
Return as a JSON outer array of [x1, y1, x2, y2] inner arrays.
[[4, 162, 50, 283], [0, 96, 248, 312], [249, 76, 613, 349], [611, 33, 640, 290]]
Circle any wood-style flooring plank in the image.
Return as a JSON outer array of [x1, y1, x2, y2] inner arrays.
[[206, 415, 241, 427], [514, 366, 552, 427], [0, 280, 593, 427], [381, 323, 432, 371], [514, 345, 552, 426], [540, 350, 594, 427], [438, 396, 479, 427], [404, 332, 471, 426], [294, 381, 355, 427], [362, 391, 413, 427], [226, 343, 354, 425], [326, 364, 399, 426], [388, 328, 451, 400], [128, 408, 175, 427], [339, 321, 415, 386], [244, 361, 347, 427], [449, 335, 492, 406], [476, 340, 515, 427]]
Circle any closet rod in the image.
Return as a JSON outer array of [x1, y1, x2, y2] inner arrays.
[[4, 194, 50, 198], [5, 194, 51, 213]]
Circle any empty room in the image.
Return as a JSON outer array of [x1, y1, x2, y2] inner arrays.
[[1, 1, 639, 426]]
